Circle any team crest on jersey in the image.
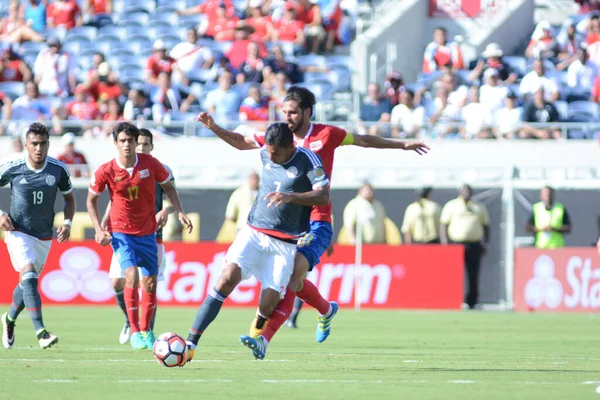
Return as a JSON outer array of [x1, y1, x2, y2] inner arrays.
[[114, 176, 123, 182], [45, 175, 56, 186], [286, 166, 298, 178], [139, 169, 150, 179], [314, 167, 325, 178], [309, 140, 323, 151], [264, 162, 271, 170]]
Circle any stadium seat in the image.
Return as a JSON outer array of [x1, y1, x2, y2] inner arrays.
[[120, 68, 146, 82], [554, 100, 568, 121], [232, 82, 252, 98], [455, 69, 478, 86], [187, 69, 215, 84], [568, 101, 599, 119], [0, 82, 25, 99], [327, 65, 352, 92], [62, 39, 91, 55], [95, 39, 123, 55], [303, 71, 329, 82], [127, 38, 153, 54], [65, 26, 97, 41], [159, 0, 186, 9], [178, 14, 206, 27], [19, 41, 45, 55], [296, 54, 327, 69], [297, 80, 334, 100], [98, 26, 127, 41], [325, 55, 352, 69], [502, 56, 527, 78], [125, 0, 157, 15]]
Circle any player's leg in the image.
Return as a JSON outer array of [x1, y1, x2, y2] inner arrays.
[[241, 238, 296, 360], [150, 243, 167, 332], [4, 231, 56, 349], [137, 234, 160, 350], [286, 297, 304, 329], [2, 282, 24, 349], [109, 252, 130, 344]]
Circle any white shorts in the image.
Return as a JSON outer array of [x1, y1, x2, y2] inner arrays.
[[109, 243, 166, 281], [226, 226, 297, 298], [4, 230, 52, 273]]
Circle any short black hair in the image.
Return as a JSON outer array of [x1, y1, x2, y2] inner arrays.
[[284, 86, 316, 116], [112, 122, 139, 142], [265, 123, 293, 148], [420, 186, 432, 199], [435, 26, 447, 33], [139, 128, 153, 145], [26, 122, 49, 140]]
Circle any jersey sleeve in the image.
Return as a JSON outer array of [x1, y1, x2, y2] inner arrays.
[[89, 166, 107, 195], [253, 131, 266, 147], [57, 163, 73, 194], [324, 126, 352, 152], [304, 151, 329, 189], [152, 157, 172, 184], [0, 162, 15, 187]]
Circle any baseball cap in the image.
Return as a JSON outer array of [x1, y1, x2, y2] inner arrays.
[[47, 37, 61, 47], [153, 39, 167, 51], [61, 132, 76, 146], [483, 68, 499, 79]]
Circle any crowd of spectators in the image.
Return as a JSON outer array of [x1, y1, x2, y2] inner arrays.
[[0, 0, 355, 137]]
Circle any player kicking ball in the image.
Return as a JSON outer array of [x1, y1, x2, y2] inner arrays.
[[1, 123, 75, 349], [197, 86, 429, 348], [102, 129, 176, 344], [184, 122, 330, 362], [87, 122, 192, 351]]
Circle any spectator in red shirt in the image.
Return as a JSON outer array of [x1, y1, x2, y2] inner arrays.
[[0, 48, 31, 82], [101, 98, 124, 137], [47, 0, 82, 30], [95, 62, 123, 102], [65, 85, 101, 136], [146, 40, 177, 86], [239, 85, 270, 122], [422, 27, 464, 73], [245, 0, 273, 42], [272, 3, 306, 52], [57, 132, 90, 177], [176, 0, 235, 21], [82, 0, 113, 28], [226, 23, 268, 70], [590, 74, 600, 103], [199, 2, 238, 41], [237, 42, 265, 83], [525, 21, 558, 59]]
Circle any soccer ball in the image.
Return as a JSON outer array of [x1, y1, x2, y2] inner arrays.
[[152, 332, 188, 367]]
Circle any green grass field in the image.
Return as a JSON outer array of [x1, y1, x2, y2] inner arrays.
[[1, 306, 599, 400]]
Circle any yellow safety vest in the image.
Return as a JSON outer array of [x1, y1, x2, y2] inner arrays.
[[533, 202, 565, 249]]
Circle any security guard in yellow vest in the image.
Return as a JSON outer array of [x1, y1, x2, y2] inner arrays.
[[526, 186, 571, 249]]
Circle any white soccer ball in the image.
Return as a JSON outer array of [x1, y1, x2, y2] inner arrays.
[[152, 332, 188, 368]]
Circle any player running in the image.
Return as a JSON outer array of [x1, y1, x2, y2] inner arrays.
[[86, 122, 192, 351], [197, 86, 429, 352], [1, 122, 75, 350], [102, 129, 176, 345], [184, 122, 330, 362]]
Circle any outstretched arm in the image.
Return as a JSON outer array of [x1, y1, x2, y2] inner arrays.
[[160, 181, 193, 234], [265, 186, 330, 207], [196, 112, 259, 151], [350, 134, 430, 155]]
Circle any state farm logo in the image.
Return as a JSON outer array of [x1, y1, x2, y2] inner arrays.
[[41, 247, 112, 302], [524, 255, 563, 309], [524, 254, 600, 310]]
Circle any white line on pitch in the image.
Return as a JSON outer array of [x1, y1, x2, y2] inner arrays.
[[262, 380, 384, 383], [118, 380, 233, 383], [32, 380, 75, 383], [448, 380, 474, 384]]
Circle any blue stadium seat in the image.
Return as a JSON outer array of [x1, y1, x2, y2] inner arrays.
[[455, 69, 478, 86], [62, 39, 91, 55], [108, 54, 144, 69], [65, 26, 97, 41], [327, 65, 351, 92], [126, 0, 157, 15], [128, 32, 153, 43], [296, 54, 326, 69], [178, 14, 206, 27], [568, 101, 599, 119], [502, 56, 527, 78], [297, 80, 334, 100], [150, 11, 179, 26], [187, 69, 215, 84], [554, 100, 568, 121], [211, 41, 233, 54], [0, 82, 25, 99], [155, 5, 178, 14], [120, 68, 146, 82], [232, 82, 252, 98], [19, 41, 45, 55], [127, 38, 153, 54], [95, 39, 123, 55], [98, 26, 127, 41], [325, 55, 351, 69], [159, 0, 186, 8], [304, 71, 329, 82], [111, 49, 135, 58]]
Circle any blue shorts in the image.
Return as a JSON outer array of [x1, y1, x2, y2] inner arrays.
[[111, 232, 158, 276], [297, 221, 333, 271]]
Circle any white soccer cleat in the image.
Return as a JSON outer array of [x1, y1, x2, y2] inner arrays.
[[1, 312, 15, 349], [119, 323, 131, 345], [38, 331, 58, 349]]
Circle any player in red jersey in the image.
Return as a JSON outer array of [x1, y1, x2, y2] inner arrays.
[[86, 122, 193, 351], [197, 86, 429, 357]]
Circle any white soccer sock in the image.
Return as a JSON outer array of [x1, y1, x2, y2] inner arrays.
[[186, 340, 197, 350], [260, 335, 269, 346], [320, 304, 333, 318]]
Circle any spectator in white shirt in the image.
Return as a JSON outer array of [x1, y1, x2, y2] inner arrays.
[[438, 71, 468, 109], [460, 86, 493, 139], [33, 37, 77, 96], [151, 71, 181, 123], [169, 28, 214, 86], [519, 59, 561, 102], [429, 87, 461, 138], [390, 89, 425, 138], [493, 92, 522, 139], [479, 68, 508, 115], [566, 47, 597, 89]]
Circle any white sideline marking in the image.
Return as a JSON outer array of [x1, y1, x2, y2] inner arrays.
[[262, 380, 384, 383], [402, 360, 422, 363], [449, 380, 474, 384], [118, 380, 233, 383], [583, 381, 600, 385], [33, 380, 75, 383]]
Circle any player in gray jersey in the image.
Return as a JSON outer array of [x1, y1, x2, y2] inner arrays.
[[0, 123, 75, 350], [102, 129, 175, 345], [183, 122, 330, 363]]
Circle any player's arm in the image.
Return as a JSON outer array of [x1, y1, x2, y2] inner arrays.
[[160, 180, 193, 233], [196, 112, 259, 150], [265, 185, 330, 207], [0, 165, 14, 231], [57, 191, 76, 243], [101, 200, 111, 231], [348, 133, 430, 155], [87, 190, 111, 246]]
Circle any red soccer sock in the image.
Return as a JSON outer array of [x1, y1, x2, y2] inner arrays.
[[140, 289, 157, 332], [261, 290, 296, 342], [124, 286, 140, 333], [296, 279, 331, 315]]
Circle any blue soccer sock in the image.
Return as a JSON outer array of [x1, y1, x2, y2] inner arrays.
[[289, 297, 304, 324], [187, 288, 227, 345], [21, 271, 45, 333], [114, 289, 129, 325], [150, 304, 157, 331], [8, 283, 25, 322]]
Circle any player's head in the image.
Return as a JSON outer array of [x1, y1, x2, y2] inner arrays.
[[541, 185, 554, 205], [459, 184, 472, 201], [419, 186, 432, 200], [112, 122, 139, 158], [265, 122, 295, 164], [24, 122, 50, 165], [137, 128, 154, 155], [282, 86, 316, 133], [358, 182, 374, 202]]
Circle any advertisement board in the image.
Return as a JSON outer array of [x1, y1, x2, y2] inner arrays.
[[0, 242, 464, 309]]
